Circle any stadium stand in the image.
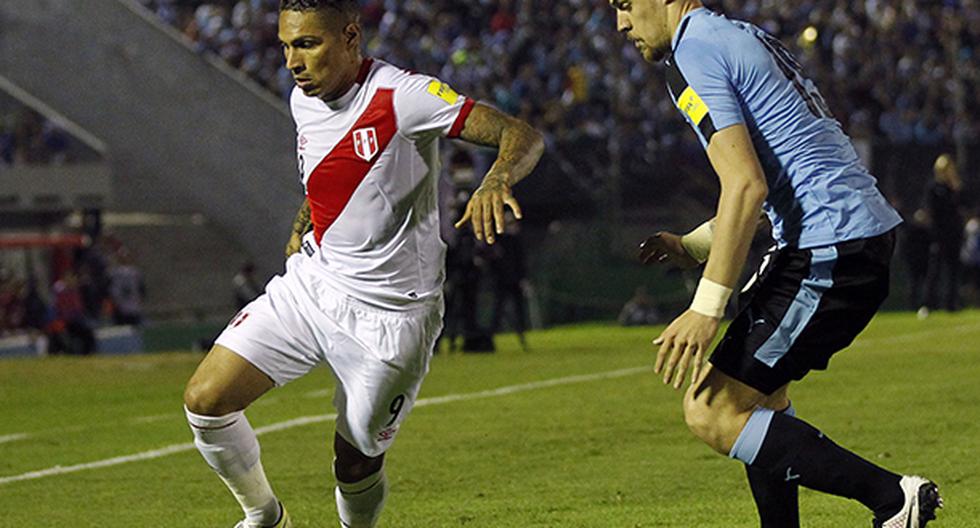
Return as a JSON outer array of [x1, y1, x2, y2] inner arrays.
[[137, 0, 979, 163], [2, 0, 977, 339], [127, 0, 978, 323]]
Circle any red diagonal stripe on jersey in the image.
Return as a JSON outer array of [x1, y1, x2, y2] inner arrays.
[[307, 88, 396, 244]]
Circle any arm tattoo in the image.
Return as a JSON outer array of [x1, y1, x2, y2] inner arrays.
[[459, 103, 544, 187], [285, 198, 313, 256], [291, 199, 313, 238]]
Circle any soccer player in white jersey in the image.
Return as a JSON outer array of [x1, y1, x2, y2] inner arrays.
[[181, 1, 544, 527]]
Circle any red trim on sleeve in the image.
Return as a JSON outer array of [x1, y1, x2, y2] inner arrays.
[[447, 98, 477, 139]]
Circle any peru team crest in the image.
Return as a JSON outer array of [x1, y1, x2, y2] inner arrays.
[[353, 127, 379, 161]]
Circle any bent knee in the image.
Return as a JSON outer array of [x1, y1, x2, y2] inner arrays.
[[682, 393, 741, 455], [334, 453, 384, 483], [334, 436, 384, 483], [682, 393, 714, 440], [184, 379, 236, 416]]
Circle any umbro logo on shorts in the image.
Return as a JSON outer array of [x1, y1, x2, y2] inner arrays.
[[302, 240, 316, 257], [377, 426, 398, 442], [231, 312, 250, 328]]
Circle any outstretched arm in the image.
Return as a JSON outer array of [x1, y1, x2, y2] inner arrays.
[[639, 209, 770, 269], [285, 198, 312, 257], [453, 103, 545, 244], [637, 220, 714, 270]]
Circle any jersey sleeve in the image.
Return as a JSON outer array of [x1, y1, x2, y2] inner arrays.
[[393, 74, 476, 139], [668, 38, 744, 147]]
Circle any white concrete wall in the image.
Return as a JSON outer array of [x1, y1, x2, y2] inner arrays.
[[0, 164, 112, 211], [0, 0, 303, 277]]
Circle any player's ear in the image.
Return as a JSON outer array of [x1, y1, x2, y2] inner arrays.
[[343, 22, 360, 49]]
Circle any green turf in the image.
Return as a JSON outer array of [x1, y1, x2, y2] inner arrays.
[[1, 310, 978, 527]]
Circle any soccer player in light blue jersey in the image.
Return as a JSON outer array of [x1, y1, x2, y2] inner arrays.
[[608, 1, 943, 527]]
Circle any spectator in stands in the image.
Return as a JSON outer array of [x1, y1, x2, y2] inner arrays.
[[618, 285, 661, 327], [441, 150, 485, 352], [902, 209, 933, 310], [0, 268, 24, 334], [0, 115, 15, 165], [919, 153, 965, 316], [442, 200, 486, 352], [232, 261, 262, 310], [76, 239, 112, 321], [961, 211, 980, 306], [22, 276, 52, 332], [12, 109, 45, 164], [488, 210, 529, 351], [22, 277, 55, 356], [108, 248, 146, 326], [0, 108, 74, 165], [52, 271, 96, 354]]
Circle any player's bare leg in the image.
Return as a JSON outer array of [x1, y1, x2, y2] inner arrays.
[[333, 433, 387, 528], [684, 365, 939, 527], [184, 345, 285, 527]]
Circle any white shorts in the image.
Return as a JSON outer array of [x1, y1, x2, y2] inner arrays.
[[215, 254, 443, 457]]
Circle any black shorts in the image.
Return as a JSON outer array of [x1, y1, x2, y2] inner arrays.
[[709, 230, 895, 395]]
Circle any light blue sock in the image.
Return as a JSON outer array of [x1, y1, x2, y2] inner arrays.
[[730, 407, 776, 465], [730, 402, 796, 465]]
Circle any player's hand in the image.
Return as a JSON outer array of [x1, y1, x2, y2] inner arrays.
[[638, 232, 700, 269], [454, 172, 522, 245], [653, 309, 720, 389]]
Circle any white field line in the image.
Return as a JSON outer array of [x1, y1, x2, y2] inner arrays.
[[0, 433, 30, 444], [253, 396, 281, 407], [131, 414, 173, 425], [853, 320, 980, 347], [1, 318, 974, 477], [3, 320, 975, 447], [0, 366, 649, 486], [3, 320, 976, 445]]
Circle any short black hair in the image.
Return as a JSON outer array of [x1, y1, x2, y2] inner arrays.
[[279, 0, 360, 23]]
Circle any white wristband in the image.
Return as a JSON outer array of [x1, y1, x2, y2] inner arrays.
[[690, 278, 733, 319], [680, 220, 714, 264]]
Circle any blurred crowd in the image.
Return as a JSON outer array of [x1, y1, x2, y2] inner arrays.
[[136, 0, 980, 158], [0, 108, 72, 166], [0, 237, 146, 355], [131, 0, 980, 328]]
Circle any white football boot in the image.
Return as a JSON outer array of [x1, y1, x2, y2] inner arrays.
[[234, 502, 292, 528], [874, 476, 942, 528]]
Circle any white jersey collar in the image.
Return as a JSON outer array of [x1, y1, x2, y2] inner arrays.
[[323, 58, 375, 111]]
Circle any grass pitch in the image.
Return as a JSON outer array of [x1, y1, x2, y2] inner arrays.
[[1, 310, 978, 527]]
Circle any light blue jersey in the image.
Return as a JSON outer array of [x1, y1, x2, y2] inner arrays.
[[665, 8, 902, 249]]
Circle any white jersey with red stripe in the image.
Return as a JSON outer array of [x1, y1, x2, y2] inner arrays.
[[290, 58, 475, 310]]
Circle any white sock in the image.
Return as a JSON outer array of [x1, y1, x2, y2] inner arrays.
[[335, 468, 388, 528], [185, 406, 280, 525]]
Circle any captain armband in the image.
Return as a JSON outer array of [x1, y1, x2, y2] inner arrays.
[[680, 219, 715, 264]]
